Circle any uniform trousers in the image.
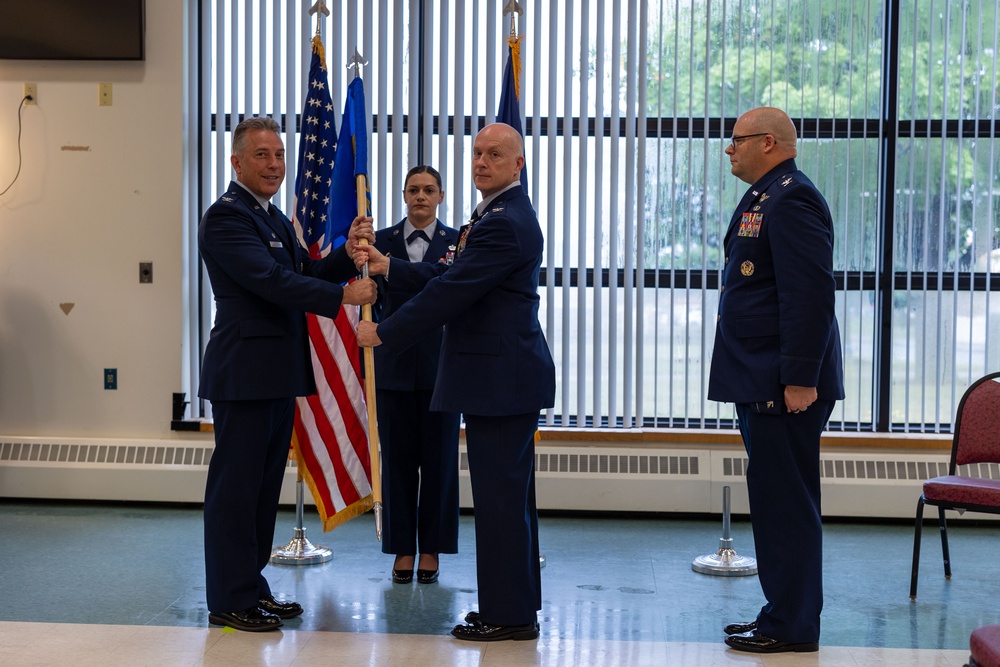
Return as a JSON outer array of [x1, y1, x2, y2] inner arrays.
[[735, 400, 834, 644], [377, 387, 460, 556], [204, 397, 294, 612], [463, 412, 541, 627]]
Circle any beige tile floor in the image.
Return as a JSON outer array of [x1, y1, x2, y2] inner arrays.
[[0, 622, 973, 667]]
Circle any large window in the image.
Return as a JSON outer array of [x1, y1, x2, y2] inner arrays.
[[187, 0, 1000, 433]]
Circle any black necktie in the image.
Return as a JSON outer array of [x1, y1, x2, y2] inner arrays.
[[407, 229, 430, 244]]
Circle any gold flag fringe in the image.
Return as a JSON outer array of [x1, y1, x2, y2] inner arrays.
[[508, 35, 522, 101], [291, 434, 375, 533]]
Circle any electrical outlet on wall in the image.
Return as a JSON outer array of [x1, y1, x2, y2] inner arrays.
[[23, 83, 37, 105]]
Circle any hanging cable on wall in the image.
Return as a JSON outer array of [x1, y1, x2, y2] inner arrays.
[[0, 95, 32, 197]]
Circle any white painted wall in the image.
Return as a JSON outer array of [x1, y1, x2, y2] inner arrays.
[[0, 1, 193, 440]]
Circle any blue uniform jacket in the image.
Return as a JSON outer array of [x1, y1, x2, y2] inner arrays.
[[198, 181, 356, 401], [708, 159, 845, 405], [375, 187, 556, 416], [371, 219, 460, 391]]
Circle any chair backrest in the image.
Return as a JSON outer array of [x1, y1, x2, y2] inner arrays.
[[953, 372, 1000, 468]]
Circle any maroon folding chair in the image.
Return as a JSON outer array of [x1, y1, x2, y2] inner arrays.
[[967, 624, 1000, 667], [909, 371, 1000, 600]]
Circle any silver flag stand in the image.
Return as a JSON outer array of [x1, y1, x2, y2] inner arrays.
[[270, 476, 333, 565], [692, 485, 758, 576]]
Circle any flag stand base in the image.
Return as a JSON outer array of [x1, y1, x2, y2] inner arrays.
[[691, 485, 758, 577], [270, 526, 333, 565], [270, 478, 333, 565]]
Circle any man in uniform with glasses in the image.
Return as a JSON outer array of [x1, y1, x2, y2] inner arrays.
[[709, 107, 844, 654]]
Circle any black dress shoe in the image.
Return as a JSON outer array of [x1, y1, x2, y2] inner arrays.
[[723, 619, 758, 635], [464, 611, 480, 624], [724, 629, 818, 653], [208, 606, 283, 632], [416, 569, 439, 584], [392, 569, 413, 584], [451, 621, 539, 642], [258, 595, 303, 619]]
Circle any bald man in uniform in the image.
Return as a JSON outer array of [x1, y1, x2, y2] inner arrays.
[[356, 123, 555, 642], [709, 107, 844, 654]]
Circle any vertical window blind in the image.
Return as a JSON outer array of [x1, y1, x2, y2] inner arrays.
[[186, 0, 999, 434]]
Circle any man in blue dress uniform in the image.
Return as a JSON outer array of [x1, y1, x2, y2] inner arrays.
[[198, 116, 376, 632], [708, 107, 844, 654], [356, 123, 555, 641]]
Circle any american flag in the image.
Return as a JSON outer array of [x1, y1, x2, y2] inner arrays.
[[289, 35, 373, 530]]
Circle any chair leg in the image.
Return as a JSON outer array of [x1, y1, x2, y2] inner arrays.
[[910, 496, 925, 600], [937, 506, 952, 579]]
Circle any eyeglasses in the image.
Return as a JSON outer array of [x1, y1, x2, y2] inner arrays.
[[728, 132, 770, 149]]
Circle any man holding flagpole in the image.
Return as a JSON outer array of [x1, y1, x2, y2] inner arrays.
[[355, 122, 554, 641], [198, 115, 376, 633]]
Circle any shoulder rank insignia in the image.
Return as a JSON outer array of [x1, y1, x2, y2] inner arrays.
[[740, 260, 755, 276], [781, 176, 793, 187], [221, 196, 234, 202], [738, 212, 763, 238]]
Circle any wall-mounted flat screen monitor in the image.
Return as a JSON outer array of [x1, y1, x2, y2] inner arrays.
[[0, 1, 145, 61]]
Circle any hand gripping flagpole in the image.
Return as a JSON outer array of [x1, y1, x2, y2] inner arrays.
[[349, 50, 383, 542]]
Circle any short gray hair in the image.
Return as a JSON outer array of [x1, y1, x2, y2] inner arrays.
[[232, 116, 281, 157]]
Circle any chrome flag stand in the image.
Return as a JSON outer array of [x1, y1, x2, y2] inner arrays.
[[691, 485, 758, 576], [270, 470, 333, 565]]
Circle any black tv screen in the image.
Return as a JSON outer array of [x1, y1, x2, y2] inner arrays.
[[0, 0, 145, 61]]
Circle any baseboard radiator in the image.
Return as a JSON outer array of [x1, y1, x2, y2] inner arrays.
[[1, 436, 997, 520]]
